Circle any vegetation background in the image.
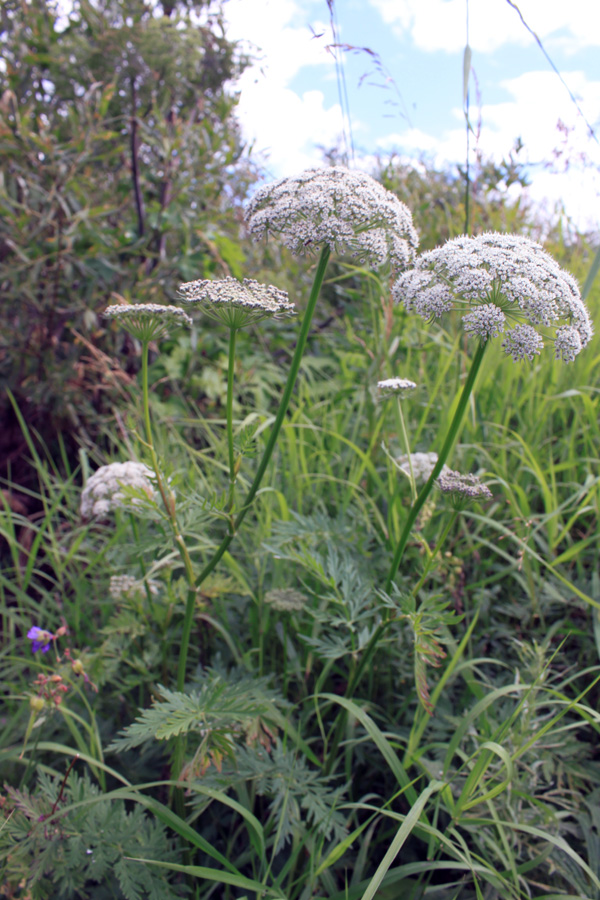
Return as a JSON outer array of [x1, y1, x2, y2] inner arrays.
[[1, 0, 599, 898]]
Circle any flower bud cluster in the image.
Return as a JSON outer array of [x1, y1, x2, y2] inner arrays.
[[377, 378, 417, 397]]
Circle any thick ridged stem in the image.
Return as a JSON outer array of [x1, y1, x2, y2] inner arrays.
[[384, 341, 487, 593]]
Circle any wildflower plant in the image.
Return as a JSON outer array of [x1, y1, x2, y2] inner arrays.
[[11, 150, 599, 900], [385, 230, 593, 593], [377, 377, 417, 397], [94, 166, 420, 794], [436, 469, 493, 504], [27, 626, 55, 654], [396, 451, 450, 485], [264, 588, 307, 612], [341, 227, 593, 744]]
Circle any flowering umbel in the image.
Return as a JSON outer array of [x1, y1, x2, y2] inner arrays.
[[264, 588, 307, 612], [80, 461, 158, 518], [177, 277, 295, 328], [436, 470, 493, 503], [103, 303, 192, 341], [396, 452, 450, 484], [377, 378, 417, 397], [109, 574, 160, 601], [392, 232, 593, 362], [245, 166, 419, 271]]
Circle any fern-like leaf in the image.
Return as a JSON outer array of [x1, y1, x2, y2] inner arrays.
[[108, 670, 287, 752]]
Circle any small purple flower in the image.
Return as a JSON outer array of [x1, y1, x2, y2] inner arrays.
[[27, 626, 55, 653]]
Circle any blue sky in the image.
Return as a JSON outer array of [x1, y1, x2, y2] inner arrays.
[[222, 0, 600, 230]]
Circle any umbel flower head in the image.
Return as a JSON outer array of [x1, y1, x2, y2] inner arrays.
[[245, 166, 419, 271], [109, 574, 160, 601], [80, 461, 158, 519], [396, 452, 450, 484], [264, 588, 307, 612], [392, 232, 593, 362], [104, 303, 193, 342], [177, 277, 295, 328], [377, 377, 417, 398], [436, 470, 493, 504]]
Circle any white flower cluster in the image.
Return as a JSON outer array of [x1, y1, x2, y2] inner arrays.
[[245, 166, 419, 271], [109, 574, 160, 601], [377, 377, 417, 397], [396, 452, 450, 484], [177, 277, 295, 327], [436, 470, 493, 502], [80, 462, 157, 518], [264, 588, 307, 612], [392, 232, 593, 362], [104, 303, 192, 341]]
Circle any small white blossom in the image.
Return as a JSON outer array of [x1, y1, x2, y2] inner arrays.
[[177, 277, 294, 328], [501, 324, 544, 362], [109, 575, 160, 601], [104, 303, 192, 341], [396, 452, 450, 484], [264, 588, 307, 612], [245, 166, 419, 271], [462, 303, 506, 339], [436, 470, 493, 502], [81, 462, 157, 518], [377, 378, 417, 397], [393, 232, 593, 362], [554, 326, 583, 362]]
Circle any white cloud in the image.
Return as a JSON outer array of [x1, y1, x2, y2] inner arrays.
[[224, 0, 331, 85], [369, 0, 600, 53], [223, 0, 347, 174], [480, 70, 600, 161], [234, 75, 346, 176], [376, 69, 600, 229], [220, 0, 599, 226]]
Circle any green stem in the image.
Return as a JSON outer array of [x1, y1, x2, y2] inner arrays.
[[323, 341, 488, 776], [226, 326, 237, 525], [384, 341, 487, 593], [141, 341, 197, 799], [395, 396, 417, 502], [411, 510, 458, 599], [128, 513, 158, 618], [141, 341, 196, 589], [175, 244, 331, 698]]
